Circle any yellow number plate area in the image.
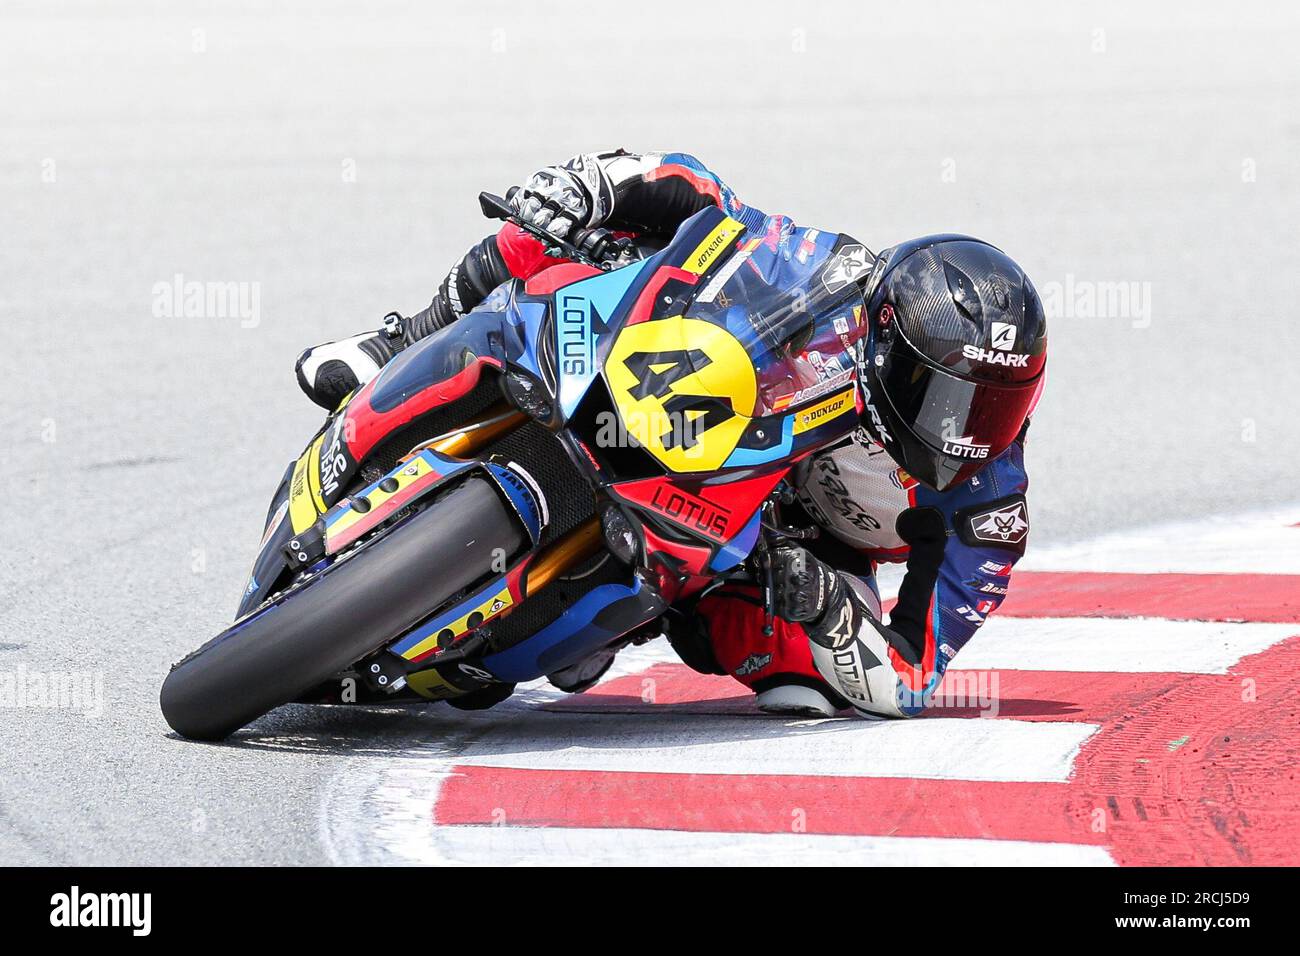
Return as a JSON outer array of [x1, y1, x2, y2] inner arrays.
[[604, 315, 757, 473], [792, 386, 857, 436], [683, 217, 745, 275]]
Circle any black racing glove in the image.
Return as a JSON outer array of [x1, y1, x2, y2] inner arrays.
[[772, 543, 889, 654], [770, 544, 846, 629]]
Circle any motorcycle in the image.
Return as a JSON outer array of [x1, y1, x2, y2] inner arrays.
[[160, 193, 871, 740]]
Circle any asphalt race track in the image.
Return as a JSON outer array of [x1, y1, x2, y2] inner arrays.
[[2, 1, 1298, 865]]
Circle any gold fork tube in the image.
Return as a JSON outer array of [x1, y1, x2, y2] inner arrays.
[[402, 400, 529, 461], [524, 517, 604, 595]]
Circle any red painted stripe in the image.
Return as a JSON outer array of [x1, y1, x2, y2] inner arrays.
[[544, 661, 1173, 724], [463, 636, 1300, 865], [544, 662, 748, 713], [880, 571, 1300, 623], [999, 571, 1300, 623], [1064, 633, 1300, 865], [435, 765, 1094, 846]]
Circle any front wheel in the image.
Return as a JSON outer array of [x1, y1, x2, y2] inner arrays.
[[160, 476, 523, 741]]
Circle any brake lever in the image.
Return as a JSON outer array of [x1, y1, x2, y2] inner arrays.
[[478, 191, 611, 271], [759, 481, 820, 541]]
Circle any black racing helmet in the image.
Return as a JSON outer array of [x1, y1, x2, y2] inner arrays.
[[857, 235, 1047, 491]]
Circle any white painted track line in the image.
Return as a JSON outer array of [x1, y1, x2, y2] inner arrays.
[[959, 617, 1297, 673], [451, 712, 1096, 783], [404, 826, 1116, 867], [1020, 506, 1300, 575]]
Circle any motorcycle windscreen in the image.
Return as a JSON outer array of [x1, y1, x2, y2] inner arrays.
[[682, 248, 866, 417], [877, 348, 1039, 475]]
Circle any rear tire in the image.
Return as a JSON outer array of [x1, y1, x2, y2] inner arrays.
[[160, 476, 522, 741]]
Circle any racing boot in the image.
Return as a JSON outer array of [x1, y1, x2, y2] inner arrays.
[[295, 313, 406, 411]]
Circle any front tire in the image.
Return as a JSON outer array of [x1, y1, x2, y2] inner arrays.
[[160, 476, 522, 741]]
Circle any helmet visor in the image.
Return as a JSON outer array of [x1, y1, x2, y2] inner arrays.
[[876, 348, 1040, 484]]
